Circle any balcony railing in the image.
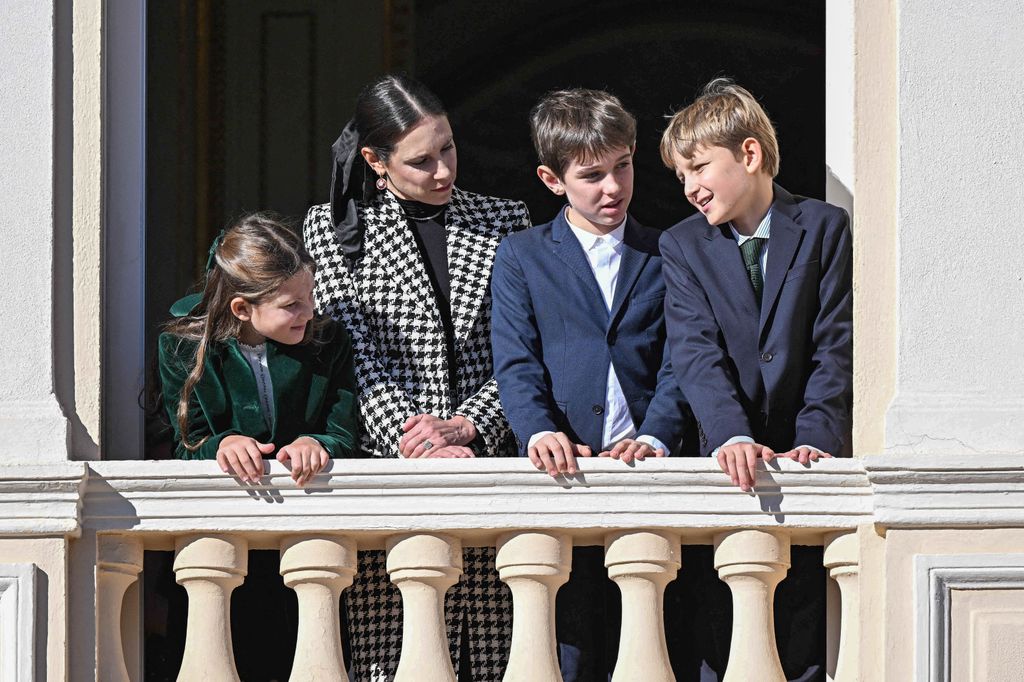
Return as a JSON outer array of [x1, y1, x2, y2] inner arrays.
[[84, 458, 870, 681], [8, 455, 1023, 680]]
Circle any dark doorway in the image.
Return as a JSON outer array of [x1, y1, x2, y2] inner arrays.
[[143, 4, 823, 671], [143, 0, 824, 331], [144, 1, 824, 458], [418, 0, 825, 228]]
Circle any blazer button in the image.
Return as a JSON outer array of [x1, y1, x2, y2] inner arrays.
[[592, 404, 604, 415], [760, 352, 774, 363]]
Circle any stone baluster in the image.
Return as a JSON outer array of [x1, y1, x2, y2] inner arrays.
[[714, 530, 790, 682], [605, 530, 680, 682], [280, 535, 357, 682], [173, 534, 248, 682], [387, 533, 463, 682], [96, 534, 144, 682], [824, 531, 860, 682], [496, 531, 571, 681]]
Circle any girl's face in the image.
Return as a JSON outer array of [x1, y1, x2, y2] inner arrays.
[[232, 269, 315, 346], [364, 115, 457, 206]]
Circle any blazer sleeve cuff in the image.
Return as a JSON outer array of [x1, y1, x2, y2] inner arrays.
[[793, 427, 843, 457], [635, 434, 670, 455]]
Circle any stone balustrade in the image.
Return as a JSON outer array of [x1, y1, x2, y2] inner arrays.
[[71, 457, 876, 680], [6, 447, 1024, 680]]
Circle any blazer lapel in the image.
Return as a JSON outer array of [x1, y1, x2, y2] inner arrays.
[[759, 187, 804, 333], [703, 223, 760, 319], [608, 218, 651, 328], [446, 189, 495, 347], [362, 191, 444, 333], [550, 212, 609, 320]]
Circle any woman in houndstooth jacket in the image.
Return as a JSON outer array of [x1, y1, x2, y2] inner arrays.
[[303, 74, 529, 680]]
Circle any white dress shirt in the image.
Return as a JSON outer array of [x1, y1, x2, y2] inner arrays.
[[528, 211, 669, 454], [238, 341, 275, 431]]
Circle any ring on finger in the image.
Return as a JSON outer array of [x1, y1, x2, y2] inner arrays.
[[422, 440, 434, 451]]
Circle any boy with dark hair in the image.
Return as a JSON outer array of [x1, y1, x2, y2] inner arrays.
[[491, 88, 691, 680], [660, 78, 852, 679]]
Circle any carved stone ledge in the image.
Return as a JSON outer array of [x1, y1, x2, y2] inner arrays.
[[83, 459, 872, 538], [0, 463, 87, 536], [866, 454, 1024, 528]]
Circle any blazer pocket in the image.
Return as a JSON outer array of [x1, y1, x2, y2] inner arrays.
[[633, 290, 666, 303], [785, 260, 820, 283]]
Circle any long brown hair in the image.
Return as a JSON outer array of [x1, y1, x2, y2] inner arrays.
[[165, 213, 325, 452]]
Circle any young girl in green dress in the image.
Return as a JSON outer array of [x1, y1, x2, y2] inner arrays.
[[159, 213, 359, 485]]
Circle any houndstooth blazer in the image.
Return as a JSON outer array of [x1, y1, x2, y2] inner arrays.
[[303, 187, 531, 458]]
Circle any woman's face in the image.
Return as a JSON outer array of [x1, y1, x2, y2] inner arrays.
[[366, 115, 457, 206]]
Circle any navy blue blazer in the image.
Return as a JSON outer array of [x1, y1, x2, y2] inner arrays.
[[660, 184, 852, 457], [491, 210, 690, 455]]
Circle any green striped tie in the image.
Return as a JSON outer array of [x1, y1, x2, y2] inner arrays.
[[740, 237, 767, 306]]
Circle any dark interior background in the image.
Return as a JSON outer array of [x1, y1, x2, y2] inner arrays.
[[420, 0, 825, 227], [145, 1, 824, 410], [143, 2, 823, 677]]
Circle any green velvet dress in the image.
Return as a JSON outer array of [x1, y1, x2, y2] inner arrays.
[[158, 319, 359, 460]]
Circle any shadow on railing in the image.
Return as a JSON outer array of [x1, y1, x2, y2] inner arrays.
[[86, 459, 870, 681]]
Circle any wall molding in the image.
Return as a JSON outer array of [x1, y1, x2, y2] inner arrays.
[[0, 464, 87, 536], [865, 454, 1024, 528], [914, 553, 1024, 682], [0, 563, 37, 682]]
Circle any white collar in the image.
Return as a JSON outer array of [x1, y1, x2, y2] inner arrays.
[[565, 208, 627, 251], [729, 207, 773, 244]]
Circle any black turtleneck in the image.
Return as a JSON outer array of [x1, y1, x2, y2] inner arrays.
[[396, 196, 451, 310], [395, 195, 459, 404]]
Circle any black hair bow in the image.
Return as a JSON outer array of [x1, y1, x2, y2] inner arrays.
[[329, 119, 365, 259]]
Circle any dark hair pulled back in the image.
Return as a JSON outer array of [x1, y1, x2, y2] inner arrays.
[[354, 74, 446, 202], [329, 74, 446, 258]]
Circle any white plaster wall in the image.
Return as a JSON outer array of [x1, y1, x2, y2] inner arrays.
[[886, 0, 1024, 454], [0, 538, 69, 682], [0, 0, 69, 462], [825, 0, 855, 213], [881, 529, 1024, 681], [852, 0, 899, 455]]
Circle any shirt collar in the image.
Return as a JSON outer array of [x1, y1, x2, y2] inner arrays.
[[729, 207, 773, 245], [565, 207, 627, 251]]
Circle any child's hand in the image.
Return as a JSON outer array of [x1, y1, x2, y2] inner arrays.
[[276, 436, 330, 487], [217, 435, 275, 483], [778, 446, 832, 465], [399, 414, 477, 456], [419, 445, 475, 459], [529, 432, 592, 477], [717, 442, 775, 492], [599, 439, 665, 463]]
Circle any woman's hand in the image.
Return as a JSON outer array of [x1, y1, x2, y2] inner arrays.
[[419, 445, 476, 459], [277, 436, 330, 487], [399, 414, 478, 457], [217, 435, 275, 483]]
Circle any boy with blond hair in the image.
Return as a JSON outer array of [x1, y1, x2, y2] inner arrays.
[[660, 78, 851, 679]]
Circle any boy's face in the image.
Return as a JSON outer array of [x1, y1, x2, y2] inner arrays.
[[538, 146, 634, 234], [671, 140, 764, 228]]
